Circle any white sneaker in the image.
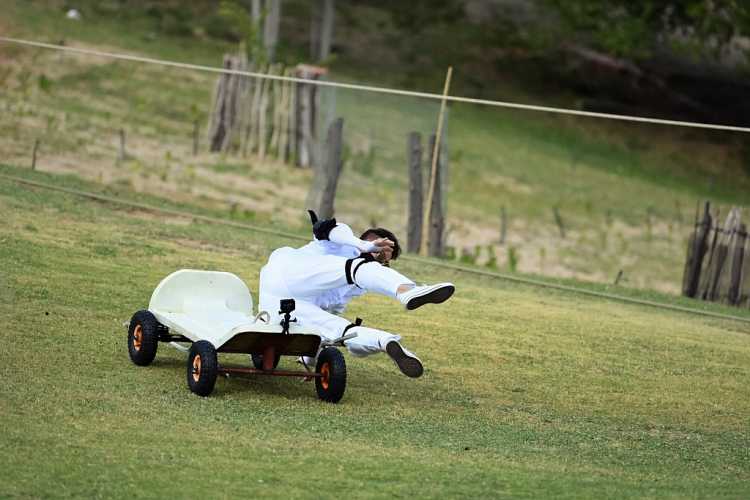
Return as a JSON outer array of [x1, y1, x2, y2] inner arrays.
[[385, 341, 424, 378], [397, 283, 455, 310]]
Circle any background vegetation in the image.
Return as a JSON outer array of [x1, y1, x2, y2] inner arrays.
[[3, 1, 749, 294]]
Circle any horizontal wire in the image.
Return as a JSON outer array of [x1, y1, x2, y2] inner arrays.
[[2, 36, 750, 134]]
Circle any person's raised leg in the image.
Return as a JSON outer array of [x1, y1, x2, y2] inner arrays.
[[350, 259, 455, 310], [267, 248, 454, 311]]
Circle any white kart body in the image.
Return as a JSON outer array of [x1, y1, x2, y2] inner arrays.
[[148, 269, 319, 349]]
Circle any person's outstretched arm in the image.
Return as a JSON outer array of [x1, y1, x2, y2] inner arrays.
[[307, 210, 393, 254], [329, 224, 380, 252]]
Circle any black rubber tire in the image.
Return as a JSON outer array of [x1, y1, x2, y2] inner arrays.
[[315, 347, 347, 403], [250, 353, 281, 370], [127, 310, 160, 366], [187, 341, 218, 397]]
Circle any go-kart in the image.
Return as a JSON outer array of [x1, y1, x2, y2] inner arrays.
[[125, 269, 354, 403]]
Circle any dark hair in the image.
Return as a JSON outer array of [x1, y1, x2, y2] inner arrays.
[[360, 228, 401, 260]]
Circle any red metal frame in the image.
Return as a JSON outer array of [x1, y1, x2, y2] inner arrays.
[[218, 366, 322, 378], [262, 345, 276, 371], [216, 346, 324, 379]]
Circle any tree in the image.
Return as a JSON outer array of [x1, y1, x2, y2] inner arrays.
[[310, 0, 335, 62], [543, 0, 750, 60], [263, 0, 282, 62], [220, 0, 282, 63]]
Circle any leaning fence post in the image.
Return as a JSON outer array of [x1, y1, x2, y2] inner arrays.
[[306, 118, 343, 219], [420, 66, 452, 256], [614, 269, 624, 285], [426, 133, 447, 257], [407, 132, 423, 253]]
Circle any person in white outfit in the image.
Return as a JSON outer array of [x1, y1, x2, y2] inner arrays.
[[258, 211, 455, 378]]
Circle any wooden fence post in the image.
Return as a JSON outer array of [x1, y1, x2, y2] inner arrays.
[[295, 65, 327, 168], [426, 133, 447, 257], [407, 132, 423, 253], [682, 201, 712, 298], [287, 68, 297, 163], [208, 55, 241, 153], [117, 129, 126, 164], [499, 206, 507, 245], [245, 63, 266, 156], [420, 67, 452, 256], [614, 269, 624, 285], [705, 209, 739, 301], [306, 118, 343, 219], [727, 223, 746, 305], [553, 206, 566, 239], [257, 64, 277, 161], [193, 119, 200, 156], [697, 207, 721, 300], [270, 65, 285, 158], [207, 56, 228, 152], [716, 208, 743, 303], [31, 139, 40, 170], [740, 231, 750, 307]]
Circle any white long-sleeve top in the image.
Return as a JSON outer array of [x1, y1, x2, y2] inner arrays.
[[292, 223, 375, 312], [297, 223, 378, 259]]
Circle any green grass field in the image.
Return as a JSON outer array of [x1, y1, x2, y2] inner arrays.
[[2, 165, 749, 498]]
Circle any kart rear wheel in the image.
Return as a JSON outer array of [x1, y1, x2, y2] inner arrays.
[[315, 347, 346, 403], [250, 353, 281, 370], [128, 310, 160, 366], [187, 341, 218, 397]]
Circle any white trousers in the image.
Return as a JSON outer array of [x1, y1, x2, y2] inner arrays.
[[259, 248, 415, 357]]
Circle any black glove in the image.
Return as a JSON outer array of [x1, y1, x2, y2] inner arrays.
[[307, 210, 337, 241]]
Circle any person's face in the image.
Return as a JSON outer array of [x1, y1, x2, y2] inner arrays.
[[364, 233, 394, 266]]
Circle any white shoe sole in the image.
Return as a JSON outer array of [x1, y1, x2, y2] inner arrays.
[[403, 283, 455, 310], [386, 342, 423, 378]]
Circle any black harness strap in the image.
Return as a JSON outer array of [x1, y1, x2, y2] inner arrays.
[[351, 254, 375, 286], [345, 258, 356, 285], [343, 318, 363, 334]]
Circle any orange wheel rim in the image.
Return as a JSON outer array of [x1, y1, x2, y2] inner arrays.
[[133, 324, 143, 351], [320, 363, 330, 390], [192, 355, 202, 383]]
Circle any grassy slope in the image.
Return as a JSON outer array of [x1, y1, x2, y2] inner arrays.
[[2, 1, 750, 295], [1, 165, 749, 499]]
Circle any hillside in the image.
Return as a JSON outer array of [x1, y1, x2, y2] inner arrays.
[[2, 0, 750, 297], [2, 164, 749, 498]]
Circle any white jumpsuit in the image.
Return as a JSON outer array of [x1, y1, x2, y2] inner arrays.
[[258, 224, 415, 357]]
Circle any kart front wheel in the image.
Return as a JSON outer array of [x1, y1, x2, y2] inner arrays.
[[128, 310, 160, 366], [187, 341, 218, 397], [315, 347, 346, 403]]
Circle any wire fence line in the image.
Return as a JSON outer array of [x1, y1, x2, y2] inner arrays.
[[3, 172, 750, 327], [2, 36, 750, 134]]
